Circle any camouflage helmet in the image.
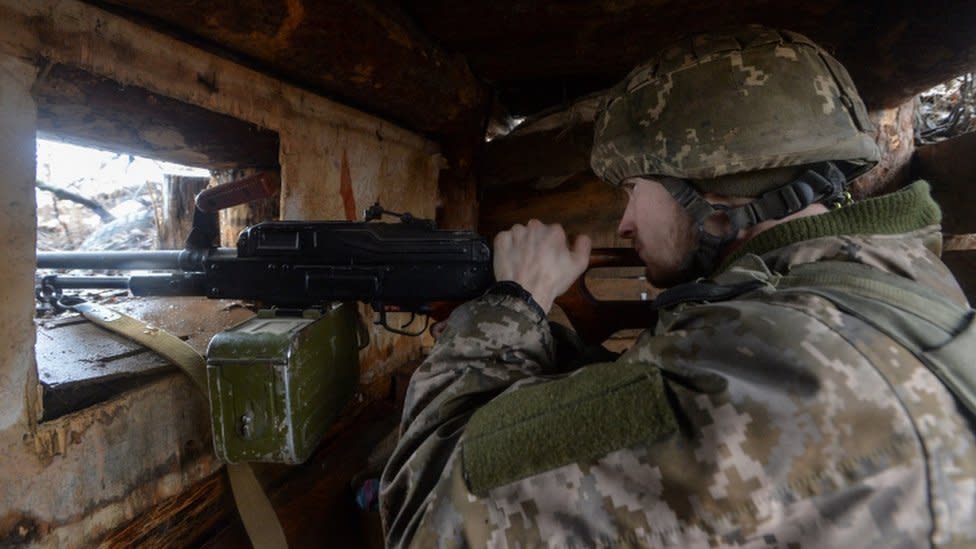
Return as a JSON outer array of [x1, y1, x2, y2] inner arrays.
[[591, 26, 880, 196]]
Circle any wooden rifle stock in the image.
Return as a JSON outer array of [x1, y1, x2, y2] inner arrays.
[[195, 171, 281, 213], [555, 248, 657, 345], [429, 247, 656, 345]]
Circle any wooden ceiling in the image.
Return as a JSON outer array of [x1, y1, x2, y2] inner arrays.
[[88, 0, 976, 142]]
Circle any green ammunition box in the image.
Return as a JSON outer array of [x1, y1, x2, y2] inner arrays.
[[206, 303, 360, 464]]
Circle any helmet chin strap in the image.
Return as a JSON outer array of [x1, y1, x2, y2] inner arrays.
[[661, 162, 851, 278]]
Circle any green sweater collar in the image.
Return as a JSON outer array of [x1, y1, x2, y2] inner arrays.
[[718, 180, 942, 271]]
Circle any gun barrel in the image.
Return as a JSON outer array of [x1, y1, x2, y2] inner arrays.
[[40, 276, 131, 290], [36, 248, 236, 271]]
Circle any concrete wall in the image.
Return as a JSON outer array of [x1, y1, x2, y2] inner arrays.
[[0, 1, 439, 545], [0, 57, 39, 438]]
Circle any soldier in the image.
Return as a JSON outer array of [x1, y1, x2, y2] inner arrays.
[[381, 26, 976, 547]]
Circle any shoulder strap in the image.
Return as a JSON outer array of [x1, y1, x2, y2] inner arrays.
[[774, 261, 976, 419], [74, 301, 289, 549], [652, 278, 765, 310]]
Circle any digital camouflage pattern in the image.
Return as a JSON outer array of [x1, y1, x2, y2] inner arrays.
[[590, 26, 881, 194], [380, 187, 976, 548]]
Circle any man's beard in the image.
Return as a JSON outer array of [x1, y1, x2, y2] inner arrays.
[[645, 245, 705, 288]]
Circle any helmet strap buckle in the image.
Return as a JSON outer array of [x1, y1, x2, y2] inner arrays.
[[664, 162, 850, 277]]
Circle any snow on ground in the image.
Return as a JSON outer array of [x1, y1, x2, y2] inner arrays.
[[35, 138, 209, 251]]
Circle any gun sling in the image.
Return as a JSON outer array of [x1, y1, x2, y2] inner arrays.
[[73, 301, 289, 549]]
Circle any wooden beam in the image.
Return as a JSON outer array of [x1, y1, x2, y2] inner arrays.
[[851, 100, 915, 198], [157, 175, 211, 249], [483, 123, 593, 188], [34, 64, 280, 169], [436, 135, 481, 230], [90, 0, 490, 139], [411, 0, 976, 114], [914, 131, 976, 235], [481, 94, 601, 189], [479, 173, 627, 248]]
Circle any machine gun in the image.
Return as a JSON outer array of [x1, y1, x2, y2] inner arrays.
[[36, 171, 655, 343], [37, 208, 493, 336], [34, 172, 655, 464]]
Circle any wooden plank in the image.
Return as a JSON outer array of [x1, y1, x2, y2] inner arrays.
[[255, 403, 398, 548], [35, 318, 174, 420], [583, 269, 655, 302], [945, 234, 976, 252], [943, 250, 976, 304], [915, 131, 976, 235], [483, 123, 593, 188], [34, 297, 255, 420], [479, 173, 628, 248], [35, 64, 280, 170]]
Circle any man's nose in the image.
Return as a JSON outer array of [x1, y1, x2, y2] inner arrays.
[[617, 212, 634, 239]]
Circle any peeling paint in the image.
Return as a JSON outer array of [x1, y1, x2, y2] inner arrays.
[[339, 149, 357, 221], [29, 393, 133, 461], [1, 375, 218, 547]]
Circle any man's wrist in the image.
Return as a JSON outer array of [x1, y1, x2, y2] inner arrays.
[[483, 281, 548, 321]]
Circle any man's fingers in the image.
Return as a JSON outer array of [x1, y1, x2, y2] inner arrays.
[[548, 223, 567, 243], [510, 223, 526, 240], [491, 221, 592, 314], [572, 234, 592, 264], [570, 235, 593, 278], [493, 230, 512, 251]]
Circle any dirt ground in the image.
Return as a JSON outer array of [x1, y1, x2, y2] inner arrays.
[[916, 73, 976, 144]]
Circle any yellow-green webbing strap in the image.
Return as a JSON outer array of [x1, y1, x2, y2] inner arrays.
[[74, 302, 289, 549]]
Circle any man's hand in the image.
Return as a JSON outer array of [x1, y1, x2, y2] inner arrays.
[[493, 220, 592, 314]]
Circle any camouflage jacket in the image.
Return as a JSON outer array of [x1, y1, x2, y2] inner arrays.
[[380, 182, 976, 548]]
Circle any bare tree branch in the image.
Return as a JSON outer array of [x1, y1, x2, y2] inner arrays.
[[35, 180, 115, 223]]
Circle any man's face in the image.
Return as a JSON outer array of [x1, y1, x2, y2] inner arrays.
[[616, 177, 699, 288]]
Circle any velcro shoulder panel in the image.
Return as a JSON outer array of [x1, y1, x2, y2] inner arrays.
[[461, 361, 676, 496]]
